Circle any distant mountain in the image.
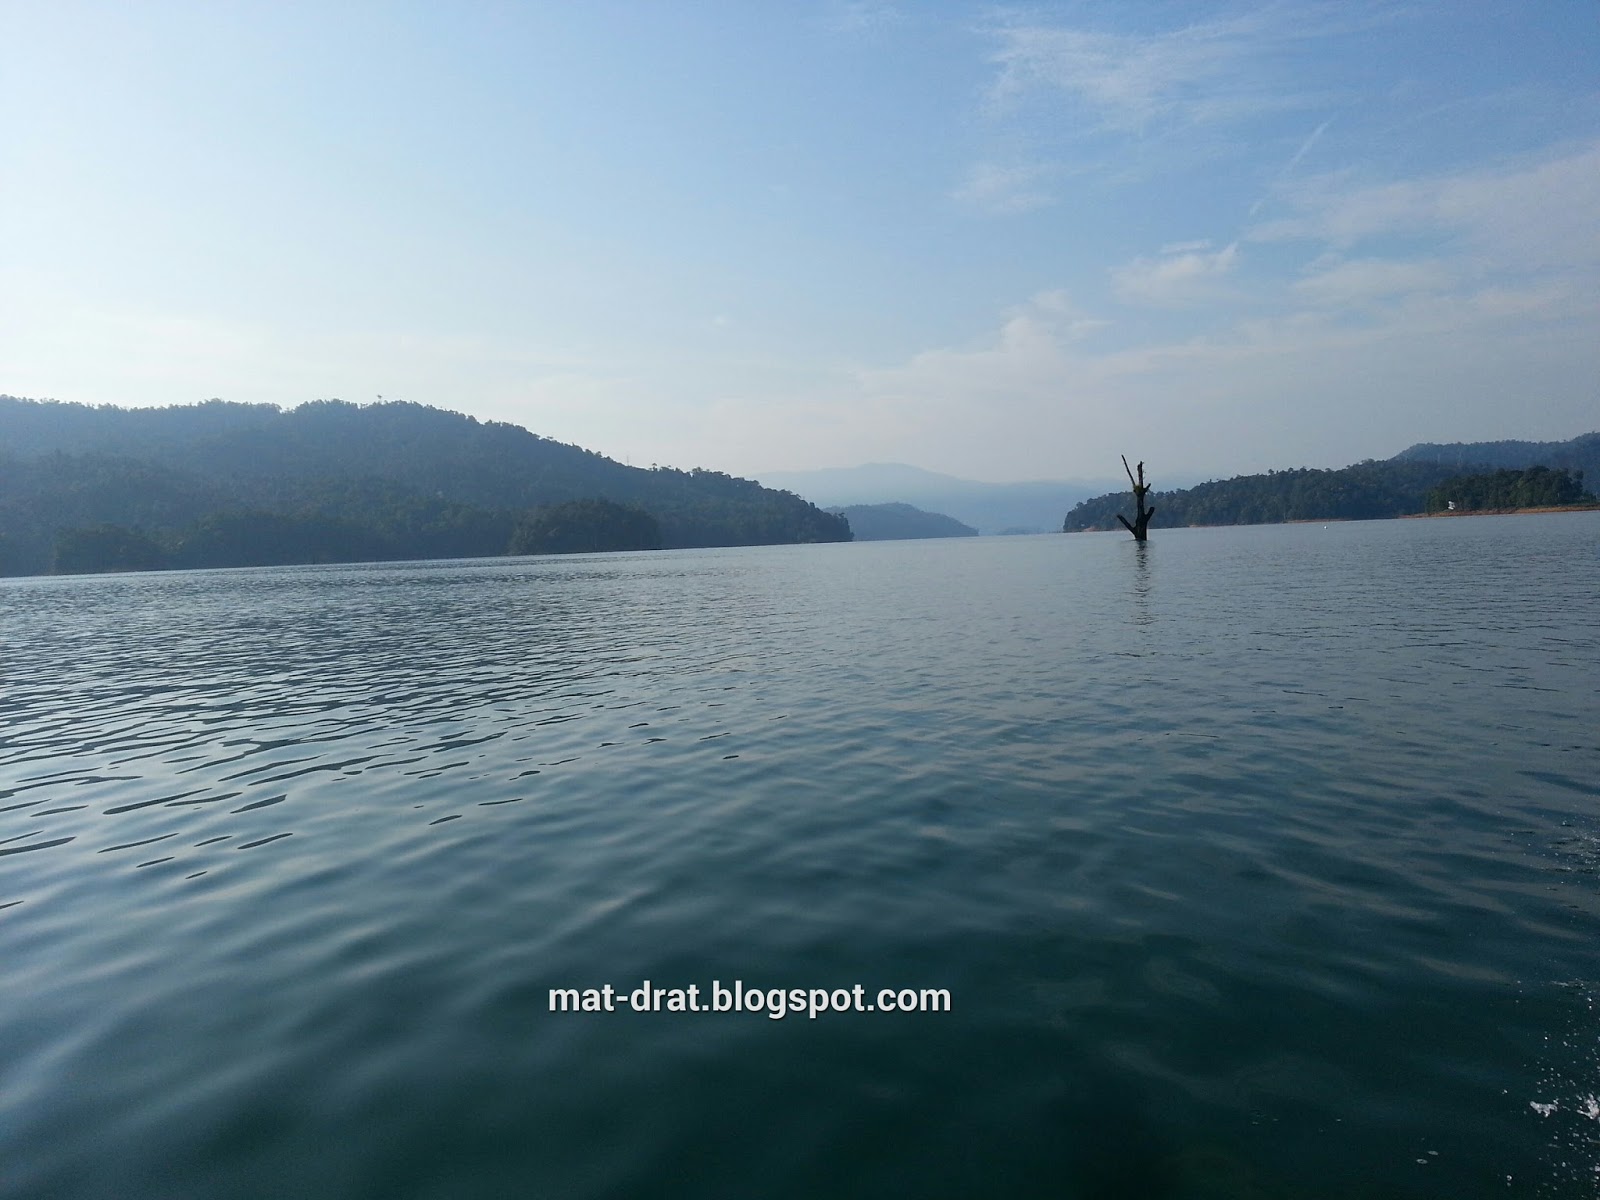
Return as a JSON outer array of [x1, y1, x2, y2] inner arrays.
[[824, 502, 978, 541], [0, 396, 850, 576], [1063, 432, 1599, 531], [758, 463, 1117, 535], [1393, 432, 1600, 480]]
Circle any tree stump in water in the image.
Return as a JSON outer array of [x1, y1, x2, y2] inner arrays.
[[1115, 456, 1155, 541]]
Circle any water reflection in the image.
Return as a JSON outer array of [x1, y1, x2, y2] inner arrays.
[[1130, 539, 1154, 628]]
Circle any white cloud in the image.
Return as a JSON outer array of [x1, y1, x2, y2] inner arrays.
[[983, 5, 1377, 133], [959, 6, 1377, 232], [1111, 242, 1239, 307], [1293, 257, 1455, 307], [823, 1, 902, 35], [952, 162, 1054, 215], [988, 19, 1250, 130], [1252, 138, 1600, 268], [858, 290, 1104, 400], [1249, 117, 1334, 215], [794, 210, 1597, 477]]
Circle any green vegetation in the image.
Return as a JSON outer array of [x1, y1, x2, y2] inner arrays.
[[509, 500, 662, 555], [1063, 461, 1459, 531], [823, 502, 977, 541], [1063, 433, 1600, 532], [1425, 466, 1593, 513], [0, 396, 850, 576], [1393, 432, 1600, 478], [172, 511, 390, 569], [53, 525, 166, 574]]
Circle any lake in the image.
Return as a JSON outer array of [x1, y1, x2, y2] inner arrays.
[[3, 513, 1598, 1199]]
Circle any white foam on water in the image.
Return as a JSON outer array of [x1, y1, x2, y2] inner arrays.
[[1531, 982, 1600, 1194]]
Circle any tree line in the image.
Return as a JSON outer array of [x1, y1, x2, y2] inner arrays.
[[1064, 457, 1596, 533], [1063, 460, 1462, 531], [1425, 466, 1592, 513], [48, 498, 673, 574]]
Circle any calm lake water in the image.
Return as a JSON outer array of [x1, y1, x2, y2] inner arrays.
[[3, 514, 1599, 1199]]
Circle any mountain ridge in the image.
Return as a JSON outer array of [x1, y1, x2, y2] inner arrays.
[[823, 502, 979, 541]]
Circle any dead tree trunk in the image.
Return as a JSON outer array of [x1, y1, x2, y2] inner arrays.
[[1115, 455, 1155, 541]]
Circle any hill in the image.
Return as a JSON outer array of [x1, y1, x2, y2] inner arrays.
[[824, 503, 978, 541], [1063, 433, 1598, 532], [0, 396, 850, 576], [1393, 433, 1600, 479], [758, 462, 1116, 534]]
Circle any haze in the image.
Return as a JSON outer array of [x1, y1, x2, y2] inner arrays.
[[4, 2, 1596, 484]]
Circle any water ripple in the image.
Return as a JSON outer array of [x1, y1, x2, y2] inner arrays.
[[2, 520, 1598, 1197]]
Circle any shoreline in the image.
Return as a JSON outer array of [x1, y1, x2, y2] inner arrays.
[[1402, 503, 1600, 519], [1067, 503, 1600, 533]]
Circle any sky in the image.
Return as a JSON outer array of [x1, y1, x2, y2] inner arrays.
[[3, 1, 1597, 484]]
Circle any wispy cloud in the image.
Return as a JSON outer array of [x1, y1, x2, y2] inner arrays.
[[824, 262, 1595, 478], [856, 290, 1106, 404], [1292, 257, 1454, 308], [982, 5, 1378, 133], [827, 133, 1600, 475], [1282, 118, 1333, 174], [952, 161, 1054, 214], [1111, 242, 1240, 307], [1251, 138, 1600, 267], [822, 0, 903, 36], [1249, 117, 1333, 215], [958, 5, 1385, 219]]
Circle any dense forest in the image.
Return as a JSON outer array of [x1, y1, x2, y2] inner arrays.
[[0, 397, 850, 576], [1063, 433, 1599, 532], [507, 499, 662, 555], [824, 502, 978, 541], [1425, 466, 1591, 513]]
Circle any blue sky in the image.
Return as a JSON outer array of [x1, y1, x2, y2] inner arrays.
[[4, 1, 1597, 483]]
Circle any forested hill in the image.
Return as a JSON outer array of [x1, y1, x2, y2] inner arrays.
[[824, 503, 978, 541], [0, 396, 850, 575], [1393, 432, 1600, 479], [1063, 432, 1598, 532]]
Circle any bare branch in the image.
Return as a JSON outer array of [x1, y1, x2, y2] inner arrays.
[[1117, 456, 1155, 541]]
